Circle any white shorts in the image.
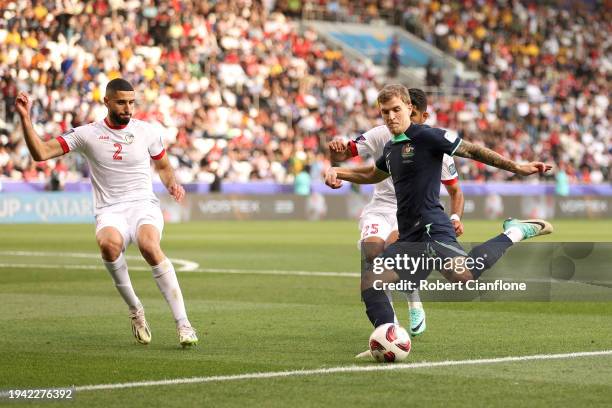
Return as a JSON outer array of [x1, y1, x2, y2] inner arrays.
[[357, 211, 398, 248], [95, 202, 164, 251]]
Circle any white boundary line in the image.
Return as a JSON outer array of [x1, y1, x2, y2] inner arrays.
[[74, 350, 612, 392], [0, 263, 358, 277], [0, 251, 200, 272], [0, 250, 357, 277]]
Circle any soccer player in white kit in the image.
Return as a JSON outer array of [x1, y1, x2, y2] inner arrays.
[[329, 88, 465, 337], [15, 78, 198, 347]]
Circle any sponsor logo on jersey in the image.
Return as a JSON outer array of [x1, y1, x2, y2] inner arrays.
[[98, 134, 110, 140]]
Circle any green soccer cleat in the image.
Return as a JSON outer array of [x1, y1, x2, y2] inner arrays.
[[502, 218, 554, 241], [409, 308, 426, 337], [129, 307, 151, 345], [178, 325, 198, 348]]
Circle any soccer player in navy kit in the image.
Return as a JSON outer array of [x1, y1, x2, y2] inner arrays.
[[326, 84, 553, 330]]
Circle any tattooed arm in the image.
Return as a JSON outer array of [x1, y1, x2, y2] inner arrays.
[[454, 140, 552, 176]]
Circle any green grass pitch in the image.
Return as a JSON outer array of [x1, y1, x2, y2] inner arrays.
[[1, 220, 611, 407]]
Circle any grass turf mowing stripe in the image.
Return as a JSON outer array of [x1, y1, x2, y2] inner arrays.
[[71, 350, 612, 392]]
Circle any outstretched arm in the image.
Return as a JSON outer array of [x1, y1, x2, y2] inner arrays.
[[454, 139, 552, 176], [325, 165, 389, 189], [15, 93, 66, 161], [328, 139, 354, 163], [153, 154, 185, 202]]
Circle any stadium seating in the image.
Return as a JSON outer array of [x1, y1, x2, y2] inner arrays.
[[0, 0, 609, 186]]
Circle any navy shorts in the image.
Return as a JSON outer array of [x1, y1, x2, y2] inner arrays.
[[376, 221, 467, 283]]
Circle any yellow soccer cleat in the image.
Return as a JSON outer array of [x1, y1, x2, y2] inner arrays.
[[129, 307, 151, 345], [178, 325, 198, 348]]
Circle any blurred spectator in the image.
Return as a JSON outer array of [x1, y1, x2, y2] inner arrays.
[[0, 0, 609, 187], [387, 34, 400, 78], [555, 162, 570, 196], [294, 164, 312, 195]]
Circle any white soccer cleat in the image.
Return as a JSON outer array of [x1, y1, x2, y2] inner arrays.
[[178, 325, 198, 348], [129, 307, 151, 345]]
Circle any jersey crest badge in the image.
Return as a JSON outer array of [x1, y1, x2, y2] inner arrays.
[[401, 143, 414, 162], [124, 133, 135, 145]]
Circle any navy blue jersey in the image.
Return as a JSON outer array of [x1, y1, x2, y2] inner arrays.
[[375, 123, 462, 239]]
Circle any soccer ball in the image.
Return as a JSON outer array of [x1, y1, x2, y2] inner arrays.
[[368, 323, 412, 363]]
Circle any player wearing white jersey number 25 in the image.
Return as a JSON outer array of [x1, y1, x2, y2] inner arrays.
[[329, 88, 465, 340], [15, 78, 197, 348]]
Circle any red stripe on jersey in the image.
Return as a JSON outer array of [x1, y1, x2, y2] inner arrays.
[[347, 141, 358, 157], [56, 136, 70, 154], [151, 149, 166, 160], [104, 118, 128, 129], [441, 177, 458, 186]]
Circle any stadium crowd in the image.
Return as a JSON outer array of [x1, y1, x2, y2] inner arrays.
[[0, 0, 609, 188]]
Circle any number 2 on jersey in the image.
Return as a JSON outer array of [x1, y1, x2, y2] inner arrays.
[[113, 143, 122, 160]]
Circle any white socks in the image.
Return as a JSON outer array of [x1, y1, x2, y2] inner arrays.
[[504, 226, 524, 243], [151, 258, 190, 328], [406, 290, 423, 310], [384, 289, 400, 324], [385, 290, 424, 322], [103, 252, 141, 310]]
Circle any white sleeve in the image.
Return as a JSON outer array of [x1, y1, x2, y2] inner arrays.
[[57, 126, 87, 154], [441, 154, 459, 182], [348, 133, 375, 157], [352, 125, 391, 158], [147, 124, 166, 160], [355, 134, 376, 156]]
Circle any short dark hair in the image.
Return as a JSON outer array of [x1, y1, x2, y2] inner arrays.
[[106, 78, 134, 95], [408, 88, 427, 112], [377, 84, 411, 105]]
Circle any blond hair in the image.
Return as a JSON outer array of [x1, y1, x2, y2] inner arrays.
[[377, 84, 411, 105]]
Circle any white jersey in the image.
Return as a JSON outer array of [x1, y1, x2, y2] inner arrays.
[[348, 125, 458, 215], [57, 118, 166, 214]]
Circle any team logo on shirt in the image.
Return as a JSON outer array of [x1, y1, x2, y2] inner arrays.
[[401, 143, 414, 162], [124, 133, 135, 145]]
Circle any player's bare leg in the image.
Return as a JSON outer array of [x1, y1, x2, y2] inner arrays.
[[136, 224, 197, 347], [97, 227, 150, 345]]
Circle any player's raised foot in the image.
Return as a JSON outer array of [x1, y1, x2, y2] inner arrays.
[[409, 308, 426, 336], [503, 218, 553, 241], [355, 349, 373, 360], [129, 307, 151, 345], [178, 325, 198, 348]]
